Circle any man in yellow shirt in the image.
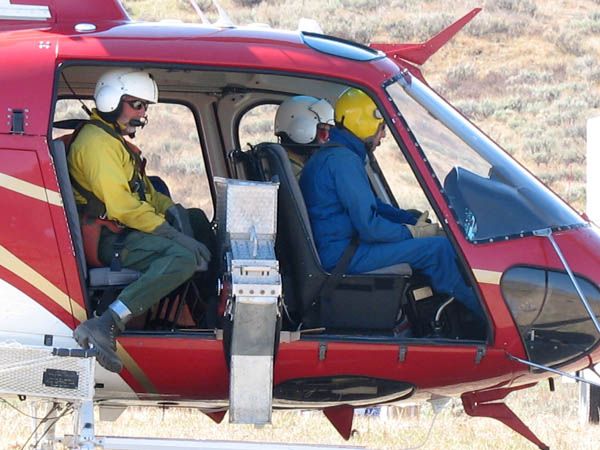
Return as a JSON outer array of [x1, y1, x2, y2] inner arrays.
[[68, 68, 212, 373]]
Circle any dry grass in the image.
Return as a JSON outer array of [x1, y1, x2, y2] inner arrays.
[[1, 381, 600, 449]]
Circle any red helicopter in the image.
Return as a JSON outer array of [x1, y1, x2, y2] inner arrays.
[[1, 1, 599, 449]]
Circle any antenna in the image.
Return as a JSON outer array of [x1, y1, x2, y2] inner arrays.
[[187, 0, 234, 28], [212, 0, 234, 28], [188, 0, 210, 25]]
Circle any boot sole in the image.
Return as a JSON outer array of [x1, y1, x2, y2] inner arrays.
[[74, 323, 123, 373]]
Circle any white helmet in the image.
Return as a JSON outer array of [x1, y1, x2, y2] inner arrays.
[[94, 68, 158, 113], [274, 96, 334, 144]]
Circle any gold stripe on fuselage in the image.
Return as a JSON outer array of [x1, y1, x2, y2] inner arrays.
[[0, 244, 86, 322], [117, 343, 158, 394], [473, 269, 502, 285], [0, 172, 62, 206]]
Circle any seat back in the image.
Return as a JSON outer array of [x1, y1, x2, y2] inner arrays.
[[51, 138, 88, 278], [251, 143, 325, 322], [252, 143, 410, 330]]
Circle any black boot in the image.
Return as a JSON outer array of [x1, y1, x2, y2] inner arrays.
[[73, 310, 123, 373]]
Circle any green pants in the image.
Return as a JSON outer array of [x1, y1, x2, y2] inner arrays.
[[98, 208, 215, 317]]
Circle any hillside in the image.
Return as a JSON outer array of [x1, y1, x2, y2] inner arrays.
[[122, 0, 600, 212]]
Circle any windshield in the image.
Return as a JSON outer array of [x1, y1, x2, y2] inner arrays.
[[385, 73, 585, 242]]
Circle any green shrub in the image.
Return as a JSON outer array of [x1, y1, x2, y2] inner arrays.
[[388, 13, 453, 42], [466, 14, 527, 38], [550, 28, 586, 56], [484, 0, 537, 17], [232, 0, 264, 6], [340, 0, 387, 9], [506, 69, 557, 85], [573, 12, 600, 34], [454, 99, 497, 120], [444, 64, 478, 92]]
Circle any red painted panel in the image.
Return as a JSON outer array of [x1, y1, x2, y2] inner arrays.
[[118, 335, 229, 398], [270, 341, 517, 399], [113, 335, 519, 400], [0, 36, 55, 136], [0, 148, 71, 308]]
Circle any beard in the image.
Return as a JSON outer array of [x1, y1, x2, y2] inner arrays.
[[119, 116, 148, 137]]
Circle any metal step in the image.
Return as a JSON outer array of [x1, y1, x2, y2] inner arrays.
[[69, 436, 365, 450], [0, 341, 94, 401]]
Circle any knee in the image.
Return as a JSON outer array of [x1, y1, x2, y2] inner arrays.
[[176, 251, 198, 277], [427, 237, 458, 262], [427, 236, 453, 253], [162, 247, 197, 279]]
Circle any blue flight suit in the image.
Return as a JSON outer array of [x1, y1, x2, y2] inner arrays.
[[299, 127, 482, 317]]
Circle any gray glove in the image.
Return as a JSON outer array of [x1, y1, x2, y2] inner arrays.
[[153, 222, 211, 271], [416, 210, 429, 225], [166, 204, 194, 237], [406, 222, 441, 239]]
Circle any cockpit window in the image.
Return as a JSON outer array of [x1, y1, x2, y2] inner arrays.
[[385, 74, 585, 242], [501, 266, 600, 368]]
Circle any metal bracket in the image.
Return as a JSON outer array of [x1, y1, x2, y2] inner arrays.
[[508, 353, 600, 388], [7, 108, 27, 134], [474, 346, 486, 364], [318, 342, 327, 361], [398, 345, 407, 362]]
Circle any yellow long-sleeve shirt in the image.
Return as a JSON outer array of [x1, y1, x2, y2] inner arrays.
[[67, 112, 174, 233]]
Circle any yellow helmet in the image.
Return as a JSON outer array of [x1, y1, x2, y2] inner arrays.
[[334, 88, 383, 141]]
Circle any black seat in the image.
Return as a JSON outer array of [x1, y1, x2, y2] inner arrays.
[[249, 143, 413, 330]]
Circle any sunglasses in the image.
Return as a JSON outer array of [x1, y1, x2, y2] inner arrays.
[[124, 99, 150, 111]]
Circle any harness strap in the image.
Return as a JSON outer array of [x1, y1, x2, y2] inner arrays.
[[88, 120, 147, 201], [66, 124, 108, 218], [109, 230, 129, 272], [316, 236, 360, 305]]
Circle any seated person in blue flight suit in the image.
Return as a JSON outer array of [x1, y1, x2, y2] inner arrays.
[[299, 88, 483, 319]]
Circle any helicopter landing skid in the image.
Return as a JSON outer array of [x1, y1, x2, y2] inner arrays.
[[461, 384, 549, 450]]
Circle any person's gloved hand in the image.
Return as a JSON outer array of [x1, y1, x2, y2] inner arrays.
[[406, 222, 440, 239], [166, 204, 194, 237], [153, 222, 211, 271], [416, 210, 429, 225]]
